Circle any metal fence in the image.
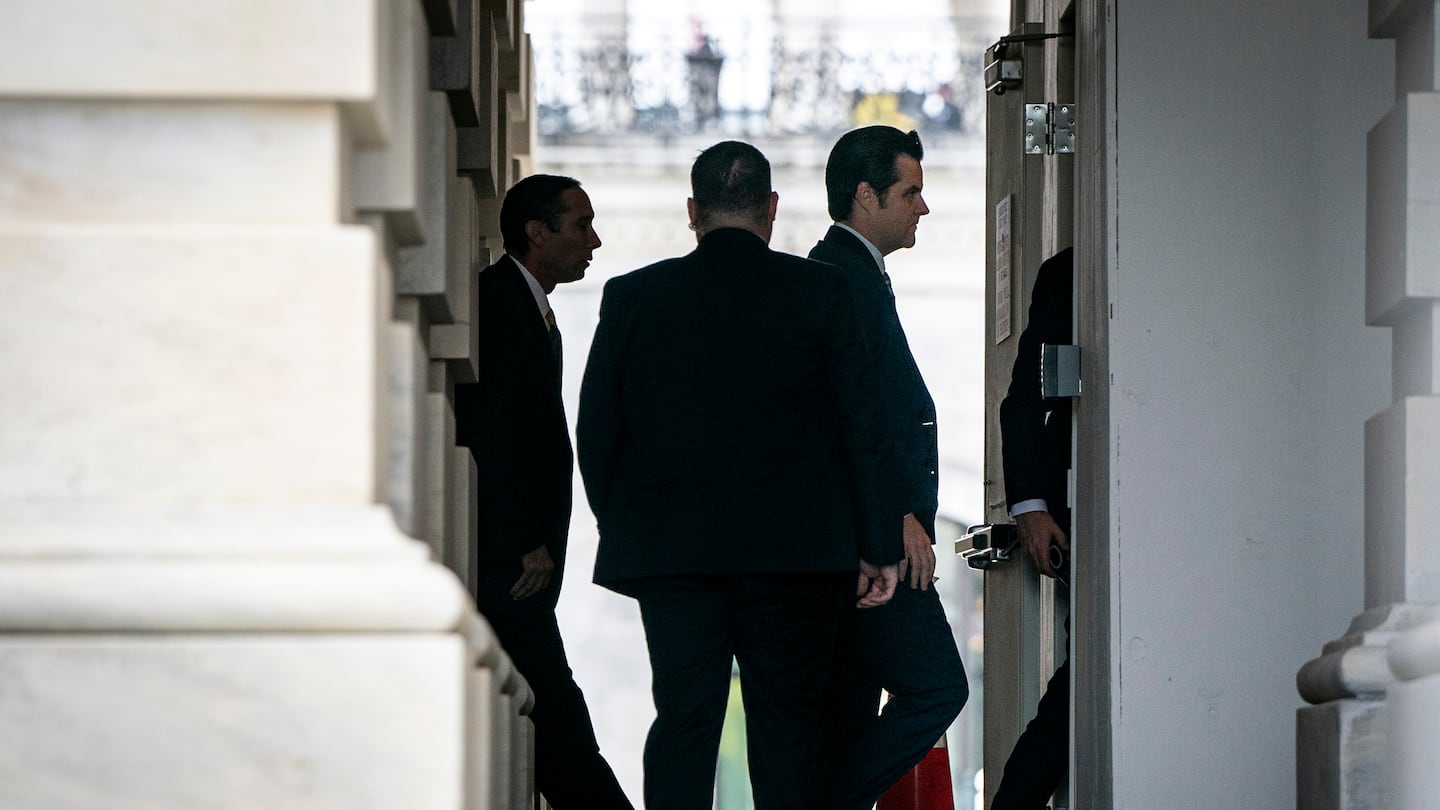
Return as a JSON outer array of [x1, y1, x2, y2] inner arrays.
[[529, 14, 1001, 143]]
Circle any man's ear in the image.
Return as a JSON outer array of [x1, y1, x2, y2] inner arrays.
[[686, 198, 698, 231], [524, 219, 548, 251], [855, 182, 876, 214], [767, 191, 779, 223]]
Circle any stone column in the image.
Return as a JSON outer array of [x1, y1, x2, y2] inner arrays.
[[1296, 2, 1440, 808], [1370, 2, 1440, 805], [0, 2, 530, 807]]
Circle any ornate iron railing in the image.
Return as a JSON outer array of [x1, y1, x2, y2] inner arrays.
[[529, 14, 1002, 142]]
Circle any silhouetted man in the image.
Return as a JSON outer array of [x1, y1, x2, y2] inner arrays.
[[992, 247, 1074, 809], [578, 141, 900, 810], [454, 174, 631, 809]]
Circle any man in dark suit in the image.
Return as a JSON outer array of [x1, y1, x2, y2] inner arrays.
[[992, 247, 1074, 809], [808, 126, 969, 809], [577, 141, 901, 810], [453, 174, 631, 809]]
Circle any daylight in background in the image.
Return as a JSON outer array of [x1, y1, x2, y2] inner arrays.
[[523, 1, 1009, 805]]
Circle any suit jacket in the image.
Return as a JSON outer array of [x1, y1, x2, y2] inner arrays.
[[999, 248, 1074, 520], [808, 225, 940, 541], [578, 228, 900, 594], [455, 257, 572, 603]]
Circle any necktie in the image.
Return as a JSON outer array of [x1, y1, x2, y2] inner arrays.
[[882, 271, 895, 299], [545, 308, 562, 378]]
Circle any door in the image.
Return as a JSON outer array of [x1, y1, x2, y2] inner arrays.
[[973, 6, 1075, 808]]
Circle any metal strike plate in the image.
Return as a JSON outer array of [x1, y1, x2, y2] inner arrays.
[[1041, 343, 1082, 398]]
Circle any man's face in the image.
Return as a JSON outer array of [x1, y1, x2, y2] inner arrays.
[[871, 155, 929, 255], [538, 187, 601, 286]]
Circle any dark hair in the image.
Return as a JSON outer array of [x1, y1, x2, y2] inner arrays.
[[690, 141, 772, 229], [500, 174, 583, 256], [824, 127, 924, 221]]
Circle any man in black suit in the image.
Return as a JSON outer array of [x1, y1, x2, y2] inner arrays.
[[808, 126, 969, 809], [577, 141, 901, 810], [454, 174, 632, 809], [992, 247, 1074, 809]]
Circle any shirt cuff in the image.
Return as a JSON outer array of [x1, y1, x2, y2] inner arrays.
[[1010, 499, 1049, 517]]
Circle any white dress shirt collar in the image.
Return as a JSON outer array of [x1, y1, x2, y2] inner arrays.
[[834, 222, 886, 274], [507, 253, 552, 321]]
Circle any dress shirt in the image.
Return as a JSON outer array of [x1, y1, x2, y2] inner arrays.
[[834, 222, 887, 273], [509, 253, 554, 326], [1011, 499, 1049, 517]]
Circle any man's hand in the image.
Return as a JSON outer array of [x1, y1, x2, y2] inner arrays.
[[896, 513, 936, 591], [510, 545, 556, 600], [1016, 510, 1068, 579], [856, 560, 899, 608]]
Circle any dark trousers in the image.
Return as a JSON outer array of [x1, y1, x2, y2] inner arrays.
[[634, 573, 853, 810], [478, 572, 633, 810], [824, 581, 970, 810], [990, 621, 1069, 810]]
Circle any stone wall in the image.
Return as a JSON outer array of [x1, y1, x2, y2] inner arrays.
[[1297, 2, 1440, 808], [0, 2, 534, 807]]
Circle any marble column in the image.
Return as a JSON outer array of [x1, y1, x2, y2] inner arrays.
[[0, 1, 531, 807], [1296, 2, 1440, 808]]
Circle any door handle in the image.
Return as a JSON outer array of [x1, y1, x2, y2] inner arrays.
[[956, 523, 1019, 570]]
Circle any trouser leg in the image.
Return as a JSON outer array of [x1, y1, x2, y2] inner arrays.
[[821, 605, 879, 786], [481, 598, 634, 810], [636, 577, 734, 810], [829, 582, 969, 809], [729, 574, 852, 810], [990, 631, 1069, 810]]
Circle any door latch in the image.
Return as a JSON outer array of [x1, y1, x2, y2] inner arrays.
[[956, 523, 1019, 570], [983, 41, 1023, 95], [984, 28, 1073, 96]]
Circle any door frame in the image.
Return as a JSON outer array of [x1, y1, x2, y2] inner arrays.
[[1071, 0, 1114, 806]]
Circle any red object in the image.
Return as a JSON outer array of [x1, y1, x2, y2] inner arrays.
[[876, 735, 955, 810]]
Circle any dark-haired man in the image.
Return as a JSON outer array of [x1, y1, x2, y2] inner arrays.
[[810, 126, 969, 809], [578, 141, 900, 809], [454, 174, 631, 809]]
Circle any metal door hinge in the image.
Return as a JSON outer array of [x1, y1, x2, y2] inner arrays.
[[1025, 102, 1077, 155]]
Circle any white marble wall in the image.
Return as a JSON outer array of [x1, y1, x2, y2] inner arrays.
[[0, 1, 534, 807], [1108, 0, 1390, 803], [1297, 2, 1440, 808], [1374, 1, 1440, 806]]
